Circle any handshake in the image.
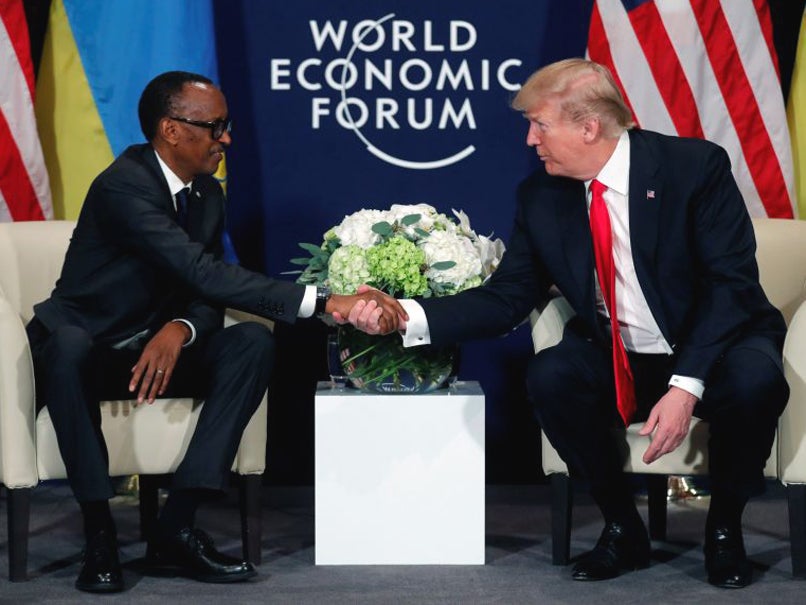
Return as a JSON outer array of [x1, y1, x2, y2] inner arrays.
[[325, 285, 408, 335]]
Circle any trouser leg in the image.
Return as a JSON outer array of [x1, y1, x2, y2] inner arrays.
[[27, 321, 115, 502], [697, 333, 788, 504], [170, 322, 274, 492], [527, 328, 627, 498]]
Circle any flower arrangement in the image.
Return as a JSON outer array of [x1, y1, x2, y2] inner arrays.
[[292, 203, 505, 392]]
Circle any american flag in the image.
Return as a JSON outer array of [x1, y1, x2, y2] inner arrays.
[[588, 0, 796, 218], [0, 0, 51, 221]]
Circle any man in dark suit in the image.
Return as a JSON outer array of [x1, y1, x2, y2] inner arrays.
[[26, 70, 405, 593], [352, 58, 789, 588]]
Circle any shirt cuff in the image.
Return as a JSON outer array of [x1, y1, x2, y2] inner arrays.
[[668, 374, 704, 400], [171, 319, 196, 347], [298, 285, 317, 318], [400, 299, 430, 347]]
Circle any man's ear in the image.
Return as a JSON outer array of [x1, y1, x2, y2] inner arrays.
[[582, 116, 601, 143], [158, 117, 180, 146]]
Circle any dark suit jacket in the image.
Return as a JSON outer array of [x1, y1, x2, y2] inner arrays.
[[421, 129, 786, 382], [34, 144, 306, 347]]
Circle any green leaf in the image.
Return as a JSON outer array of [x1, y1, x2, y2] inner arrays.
[[298, 242, 324, 256], [372, 221, 393, 236], [431, 260, 456, 270], [289, 257, 312, 266], [401, 213, 421, 226], [414, 227, 429, 238]]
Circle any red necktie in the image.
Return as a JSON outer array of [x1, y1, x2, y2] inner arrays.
[[589, 179, 636, 426]]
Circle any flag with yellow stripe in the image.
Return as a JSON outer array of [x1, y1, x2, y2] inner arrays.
[[788, 6, 806, 219], [35, 0, 239, 262]]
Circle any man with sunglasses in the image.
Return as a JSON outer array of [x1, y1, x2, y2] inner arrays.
[[26, 71, 406, 593]]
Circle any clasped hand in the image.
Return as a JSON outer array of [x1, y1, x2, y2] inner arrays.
[[329, 285, 408, 335]]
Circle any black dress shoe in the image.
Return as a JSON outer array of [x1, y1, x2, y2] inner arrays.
[[572, 521, 651, 581], [146, 527, 256, 583], [704, 526, 753, 588], [75, 530, 124, 593]]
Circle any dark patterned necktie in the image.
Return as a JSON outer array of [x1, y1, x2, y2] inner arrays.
[[176, 187, 190, 229]]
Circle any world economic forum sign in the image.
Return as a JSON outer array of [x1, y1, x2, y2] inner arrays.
[[235, 1, 580, 278], [268, 12, 524, 170]]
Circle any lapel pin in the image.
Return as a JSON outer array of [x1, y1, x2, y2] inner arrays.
[[195, 190, 201, 198], [646, 190, 655, 199]]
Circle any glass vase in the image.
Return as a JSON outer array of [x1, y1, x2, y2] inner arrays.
[[337, 325, 454, 394]]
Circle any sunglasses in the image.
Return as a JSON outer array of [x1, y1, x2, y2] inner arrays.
[[170, 116, 232, 140]]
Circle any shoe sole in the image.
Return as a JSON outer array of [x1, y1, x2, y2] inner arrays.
[[75, 581, 124, 593], [143, 560, 257, 583], [194, 568, 258, 583], [572, 560, 650, 581]]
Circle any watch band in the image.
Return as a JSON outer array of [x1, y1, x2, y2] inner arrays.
[[315, 286, 331, 315]]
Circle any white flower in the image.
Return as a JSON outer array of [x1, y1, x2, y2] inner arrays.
[[334, 209, 388, 249], [385, 203, 440, 239], [420, 229, 482, 290], [388, 203, 438, 226], [452, 208, 474, 237], [475, 234, 506, 279]]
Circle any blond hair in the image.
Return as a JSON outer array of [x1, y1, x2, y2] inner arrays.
[[512, 58, 634, 138]]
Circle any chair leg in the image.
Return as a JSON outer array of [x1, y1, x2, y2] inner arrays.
[[787, 483, 806, 577], [239, 474, 263, 565], [646, 474, 668, 541], [550, 473, 573, 565], [139, 474, 162, 542], [8, 487, 32, 582]]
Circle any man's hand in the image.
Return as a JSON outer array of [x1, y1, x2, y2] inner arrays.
[[129, 322, 189, 404], [328, 285, 408, 335], [639, 386, 698, 464]]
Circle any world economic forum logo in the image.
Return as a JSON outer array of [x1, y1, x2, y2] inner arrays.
[[270, 13, 523, 170]]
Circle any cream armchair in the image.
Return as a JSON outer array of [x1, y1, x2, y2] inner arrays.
[[529, 218, 806, 577], [0, 220, 270, 581]]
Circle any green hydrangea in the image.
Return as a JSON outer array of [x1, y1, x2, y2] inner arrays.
[[366, 236, 428, 297], [327, 245, 371, 295]]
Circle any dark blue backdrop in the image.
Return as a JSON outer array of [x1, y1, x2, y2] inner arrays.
[[214, 0, 592, 484]]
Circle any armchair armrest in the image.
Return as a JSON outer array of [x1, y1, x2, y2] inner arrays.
[[779, 300, 806, 484], [529, 296, 576, 354], [0, 295, 38, 488], [224, 308, 275, 332]]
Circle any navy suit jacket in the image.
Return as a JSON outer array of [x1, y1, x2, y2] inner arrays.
[[421, 129, 785, 382], [34, 144, 306, 347]]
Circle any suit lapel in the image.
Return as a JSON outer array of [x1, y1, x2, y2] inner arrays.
[[557, 179, 599, 330], [140, 145, 176, 217], [627, 130, 669, 337]]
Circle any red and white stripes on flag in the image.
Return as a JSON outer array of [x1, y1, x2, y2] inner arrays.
[[588, 0, 796, 218], [0, 0, 52, 221]]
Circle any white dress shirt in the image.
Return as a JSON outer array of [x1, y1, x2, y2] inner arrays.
[[400, 132, 704, 400]]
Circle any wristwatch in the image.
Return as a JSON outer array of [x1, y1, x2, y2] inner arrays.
[[315, 286, 332, 316]]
